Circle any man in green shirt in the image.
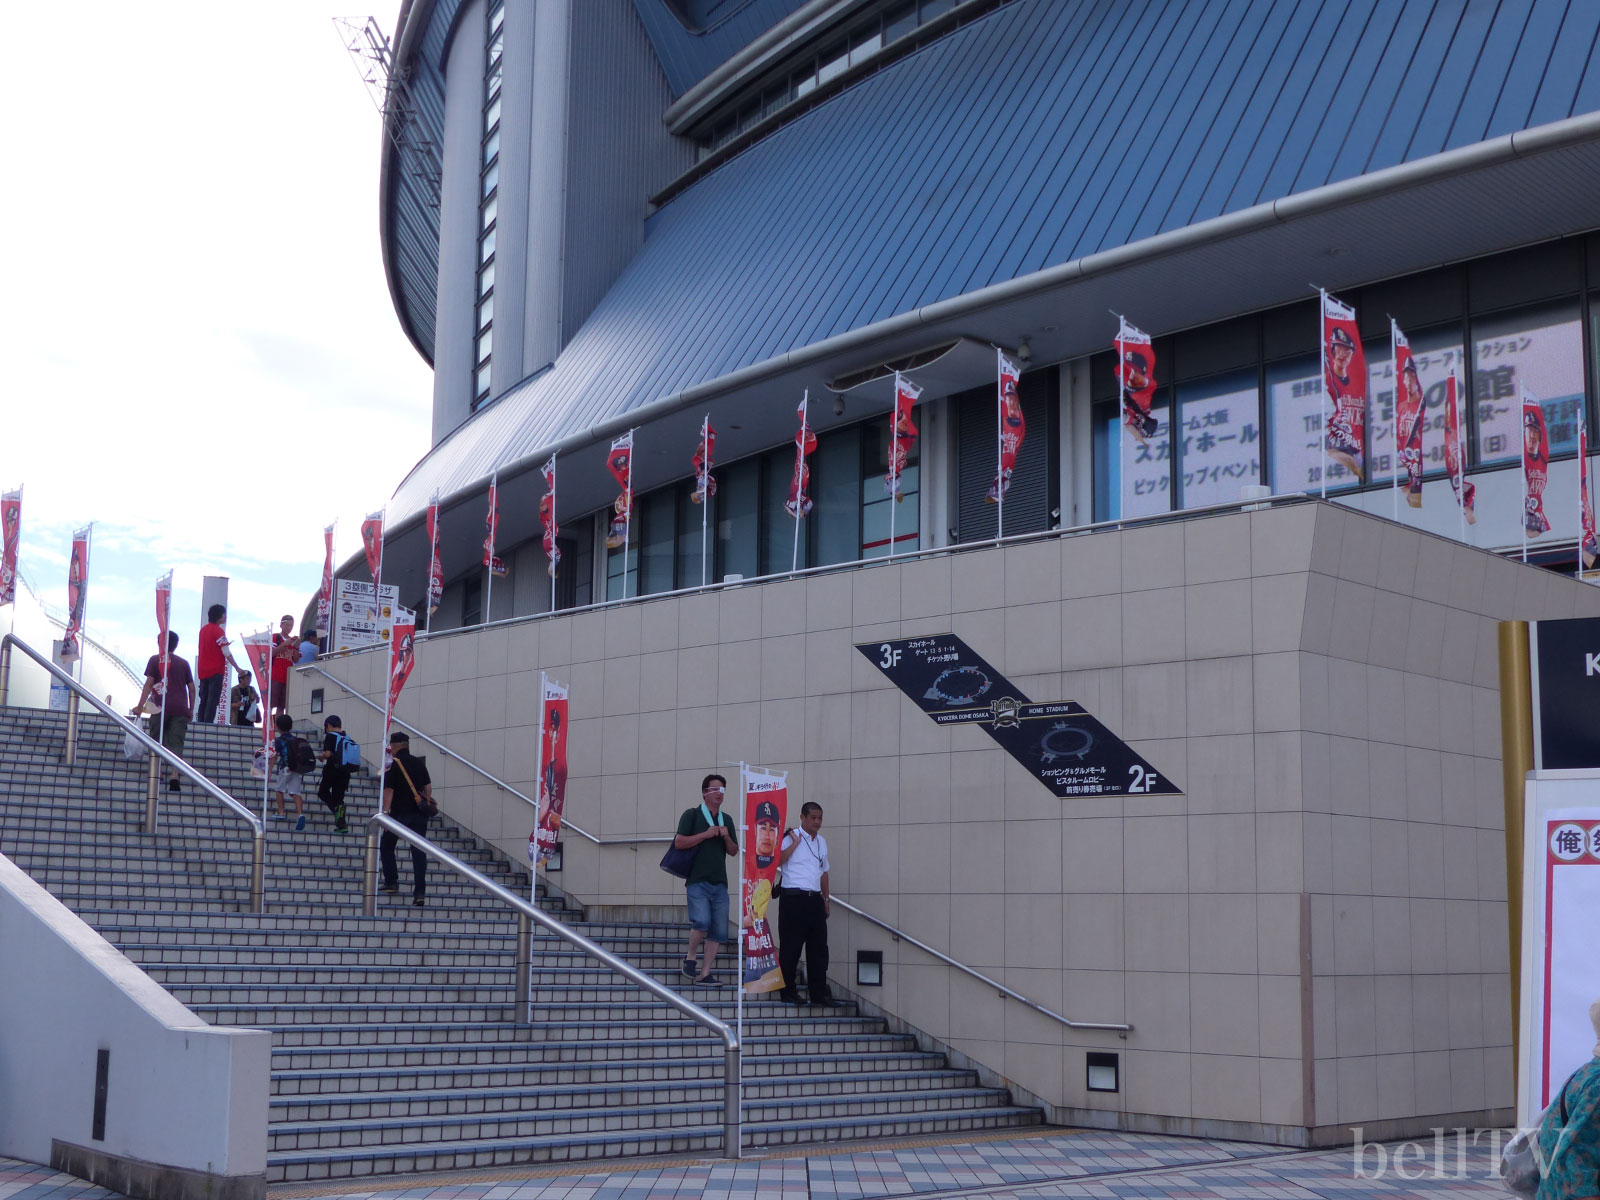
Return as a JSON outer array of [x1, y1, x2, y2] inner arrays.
[[674, 773, 738, 986]]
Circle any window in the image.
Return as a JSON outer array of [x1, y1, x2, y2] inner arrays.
[[1095, 394, 1171, 519], [760, 444, 809, 576], [638, 490, 676, 596], [1472, 301, 1584, 465], [1266, 355, 1357, 494], [861, 419, 918, 558], [1176, 369, 1261, 508], [718, 458, 761, 581], [677, 480, 716, 588], [955, 369, 1058, 540], [1366, 325, 1465, 487], [812, 425, 862, 567], [472, 0, 504, 410], [462, 576, 482, 626]]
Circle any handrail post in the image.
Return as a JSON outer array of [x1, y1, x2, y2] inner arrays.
[[723, 1044, 742, 1159], [250, 829, 265, 914], [144, 750, 160, 835], [515, 911, 531, 1024], [362, 824, 379, 917], [0, 639, 10, 705], [63, 690, 79, 765]]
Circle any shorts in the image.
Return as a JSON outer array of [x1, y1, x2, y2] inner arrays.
[[273, 769, 307, 798], [147, 714, 188, 758], [270, 679, 287, 708], [685, 880, 729, 937]]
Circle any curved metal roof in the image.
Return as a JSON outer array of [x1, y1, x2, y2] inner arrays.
[[387, 0, 1600, 530], [630, 0, 815, 95]]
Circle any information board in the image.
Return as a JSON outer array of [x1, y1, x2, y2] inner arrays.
[[856, 634, 1181, 798], [331, 579, 400, 653]]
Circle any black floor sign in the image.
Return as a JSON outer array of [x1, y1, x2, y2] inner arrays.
[[856, 634, 1182, 798]]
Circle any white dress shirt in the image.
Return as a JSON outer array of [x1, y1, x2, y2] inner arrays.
[[780, 829, 829, 892]]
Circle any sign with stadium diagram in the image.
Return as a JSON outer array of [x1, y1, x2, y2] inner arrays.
[[856, 634, 1180, 798]]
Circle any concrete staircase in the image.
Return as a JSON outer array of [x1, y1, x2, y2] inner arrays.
[[0, 706, 1041, 1184]]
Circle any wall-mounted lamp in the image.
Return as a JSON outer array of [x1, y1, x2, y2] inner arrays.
[[1086, 1051, 1119, 1092], [1015, 338, 1031, 362], [833, 395, 846, 417], [856, 950, 883, 987]]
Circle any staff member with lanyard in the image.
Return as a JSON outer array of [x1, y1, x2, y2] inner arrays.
[[776, 802, 839, 1006]]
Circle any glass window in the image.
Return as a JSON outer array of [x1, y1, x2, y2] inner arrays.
[[1176, 370, 1260, 508], [480, 192, 497, 231], [1095, 395, 1171, 519], [849, 29, 882, 66], [462, 576, 482, 626], [884, 2, 917, 41], [475, 326, 492, 365], [481, 159, 498, 198], [920, 0, 957, 18], [818, 43, 849, 85], [812, 426, 861, 566], [678, 481, 716, 588], [761, 444, 809, 576], [474, 362, 491, 400], [606, 541, 637, 600], [1365, 325, 1466, 486], [1472, 301, 1584, 465], [1266, 355, 1361, 493], [482, 127, 499, 163], [479, 261, 494, 296], [479, 226, 496, 263], [484, 93, 501, 134], [794, 69, 818, 98], [717, 458, 760, 581], [861, 419, 918, 557], [638, 489, 676, 596], [476, 293, 493, 330]]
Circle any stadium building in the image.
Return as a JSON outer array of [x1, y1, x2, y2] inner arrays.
[[312, 0, 1600, 1144]]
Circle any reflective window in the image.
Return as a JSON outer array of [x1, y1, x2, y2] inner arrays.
[[1266, 355, 1360, 493], [1096, 395, 1171, 518], [606, 541, 637, 600], [479, 261, 494, 296], [718, 458, 760, 581], [475, 327, 492, 364], [1176, 370, 1260, 508], [482, 127, 499, 164], [884, 2, 917, 41], [1366, 325, 1466, 486], [861, 419, 918, 558], [479, 227, 496, 263], [677, 481, 716, 588], [477, 293, 493, 330], [480, 192, 497, 231], [849, 30, 882, 66], [812, 426, 861, 566], [1472, 302, 1584, 465], [818, 43, 849, 84], [475, 362, 491, 397], [761, 444, 809, 575], [638, 490, 676, 595], [484, 93, 501, 134]]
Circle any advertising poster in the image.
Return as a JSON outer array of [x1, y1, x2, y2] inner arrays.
[[1322, 291, 1367, 482], [1114, 321, 1158, 442], [331, 578, 399, 653], [540, 455, 560, 577], [988, 352, 1025, 504], [741, 765, 788, 994], [1524, 390, 1552, 538], [606, 432, 633, 548], [692, 417, 717, 504], [884, 375, 920, 499], [0, 488, 20, 606], [360, 511, 384, 585], [242, 629, 274, 776], [786, 397, 815, 518], [533, 675, 569, 864], [386, 607, 417, 719], [425, 497, 444, 618], [1444, 372, 1477, 523], [1392, 323, 1425, 507], [62, 526, 90, 663]]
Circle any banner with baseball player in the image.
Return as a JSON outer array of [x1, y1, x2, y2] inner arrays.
[[786, 395, 816, 520], [1, 488, 21, 608], [1322, 291, 1367, 488], [988, 350, 1025, 509], [1444, 371, 1476, 525], [1523, 388, 1552, 552], [532, 675, 569, 866], [884, 373, 920, 500], [740, 764, 789, 995], [1392, 320, 1424, 509], [361, 511, 384, 589], [605, 431, 633, 550], [540, 455, 559, 578], [1580, 403, 1597, 579], [62, 526, 90, 663], [1114, 319, 1158, 444], [425, 496, 444, 622], [317, 523, 336, 642], [483, 470, 505, 577]]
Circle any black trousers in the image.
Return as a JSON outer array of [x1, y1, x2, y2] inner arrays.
[[196, 675, 225, 724], [318, 765, 351, 814], [380, 812, 429, 897], [777, 891, 830, 1000]]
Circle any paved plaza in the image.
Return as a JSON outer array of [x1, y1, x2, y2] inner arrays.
[[0, 1127, 1515, 1200]]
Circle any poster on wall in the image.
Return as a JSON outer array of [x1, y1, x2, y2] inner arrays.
[[532, 674, 569, 865], [740, 765, 788, 995], [331, 578, 399, 653]]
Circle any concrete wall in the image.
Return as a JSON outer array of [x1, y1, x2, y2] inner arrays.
[[0, 853, 269, 1193], [297, 500, 1600, 1143]]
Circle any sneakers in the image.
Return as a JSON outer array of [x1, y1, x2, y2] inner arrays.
[[693, 974, 726, 987], [269, 812, 286, 821], [293, 814, 306, 832], [412, 896, 426, 907], [378, 883, 400, 893], [333, 804, 347, 833], [680, 958, 698, 979]]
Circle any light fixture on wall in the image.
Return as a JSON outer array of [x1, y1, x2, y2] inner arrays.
[[546, 841, 563, 872], [833, 395, 846, 417], [1086, 1051, 1119, 1092], [856, 950, 883, 986], [1015, 338, 1031, 362]]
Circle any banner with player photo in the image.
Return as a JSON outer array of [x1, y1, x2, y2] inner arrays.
[[1, 488, 20, 607], [988, 350, 1025, 505], [1524, 388, 1552, 544], [317, 523, 335, 640], [606, 432, 633, 549], [62, 526, 90, 663], [1322, 291, 1367, 485], [1114, 319, 1158, 443], [532, 675, 569, 865], [786, 395, 816, 519], [425, 497, 444, 619], [361, 511, 384, 587], [884, 373, 920, 500], [1444, 372, 1476, 524], [1392, 321, 1424, 508], [540, 455, 559, 577], [242, 629, 275, 783], [692, 417, 717, 504], [740, 764, 789, 995]]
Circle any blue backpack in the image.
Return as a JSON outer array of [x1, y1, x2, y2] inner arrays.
[[335, 732, 362, 769]]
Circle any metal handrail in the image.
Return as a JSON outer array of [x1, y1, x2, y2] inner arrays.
[[0, 633, 266, 913], [831, 897, 1131, 1035], [303, 665, 670, 848], [361, 812, 741, 1156]]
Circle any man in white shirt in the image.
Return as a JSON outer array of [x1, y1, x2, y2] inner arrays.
[[776, 802, 839, 1006]]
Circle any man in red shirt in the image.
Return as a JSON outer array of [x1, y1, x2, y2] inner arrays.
[[195, 603, 242, 724], [270, 614, 296, 723]]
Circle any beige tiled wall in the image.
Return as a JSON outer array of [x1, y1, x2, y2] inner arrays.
[[296, 500, 1600, 1144]]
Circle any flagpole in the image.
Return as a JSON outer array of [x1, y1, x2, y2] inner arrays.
[[996, 347, 1005, 542], [158, 579, 169, 773], [889, 374, 899, 559], [736, 761, 747, 1050], [1451, 372, 1466, 546], [424, 508, 435, 636], [531, 671, 547, 1025], [1115, 317, 1127, 520], [1521, 385, 1530, 565], [700, 417, 710, 588], [1390, 319, 1399, 522], [1316, 291, 1329, 500], [624, 436, 634, 600], [792, 392, 806, 575]]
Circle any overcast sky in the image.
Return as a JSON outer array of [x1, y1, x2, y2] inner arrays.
[[0, 2, 433, 672]]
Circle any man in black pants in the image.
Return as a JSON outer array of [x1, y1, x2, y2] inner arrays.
[[776, 802, 838, 1006], [379, 731, 434, 907], [317, 715, 354, 833]]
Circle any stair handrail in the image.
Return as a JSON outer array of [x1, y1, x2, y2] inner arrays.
[[361, 812, 742, 1156], [830, 896, 1131, 1035], [303, 664, 670, 848], [0, 633, 266, 914]]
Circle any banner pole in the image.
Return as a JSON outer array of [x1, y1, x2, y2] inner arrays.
[[158, 587, 169, 771], [1521, 385, 1530, 564], [1391, 319, 1399, 522], [1452, 371, 1466, 545], [889, 374, 899, 559], [701, 419, 710, 588], [424, 515, 435, 636], [792, 392, 805, 575], [996, 347, 1005, 542], [1319, 291, 1329, 501], [1115, 317, 1126, 520], [736, 762, 747, 1047]]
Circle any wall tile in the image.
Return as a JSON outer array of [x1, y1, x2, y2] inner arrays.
[[1332, 894, 1376, 976], [1190, 894, 1258, 973], [1187, 657, 1254, 737], [1062, 816, 1123, 893], [1331, 815, 1373, 895], [1191, 1052, 1262, 1123], [716, 640, 762, 705], [1443, 900, 1481, 973], [1260, 1056, 1305, 1126], [1258, 973, 1303, 1059], [1061, 594, 1123, 670], [1185, 513, 1252, 584], [805, 571, 853, 631], [601, 654, 640, 715], [1255, 731, 1304, 810], [1252, 572, 1308, 654], [949, 819, 1004, 894], [1337, 514, 1383, 588], [1335, 1054, 1379, 1125], [1121, 588, 1187, 665], [1329, 580, 1377, 664], [1252, 654, 1302, 734], [1006, 601, 1063, 674], [639, 650, 678, 713], [1372, 894, 1412, 972], [1061, 530, 1122, 598], [1449, 1047, 1487, 1113], [1258, 893, 1303, 976], [1124, 815, 1188, 893], [1376, 525, 1421, 597], [1373, 975, 1414, 1055], [1122, 523, 1185, 591], [1252, 504, 1318, 575], [759, 578, 807, 638], [1127, 1049, 1192, 1117], [1256, 812, 1304, 893], [1407, 822, 1445, 899], [1125, 893, 1189, 972], [1184, 734, 1255, 814], [1124, 972, 1191, 1051], [898, 752, 952, 825], [1004, 540, 1063, 606], [759, 697, 805, 764], [1063, 893, 1124, 971], [1326, 657, 1367, 739], [760, 634, 807, 700], [1446, 972, 1485, 1050], [1409, 900, 1448, 975], [1414, 1048, 1453, 1115], [1189, 813, 1256, 893], [1367, 589, 1413, 671], [1299, 572, 1336, 656]]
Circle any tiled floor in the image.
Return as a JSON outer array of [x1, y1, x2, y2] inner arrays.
[[0, 1128, 1512, 1200]]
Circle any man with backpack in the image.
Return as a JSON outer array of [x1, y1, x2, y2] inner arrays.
[[380, 730, 435, 907], [271, 713, 317, 831], [317, 715, 359, 833]]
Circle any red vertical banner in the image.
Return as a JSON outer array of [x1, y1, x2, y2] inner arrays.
[[243, 629, 274, 774], [0, 488, 20, 607], [386, 608, 417, 727], [62, 526, 90, 663], [606, 432, 634, 548], [988, 351, 1025, 502], [1322, 292, 1367, 483], [425, 496, 444, 618], [1580, 406, 1597, 575], [786, 396, 816, 518], [1523, 389, 1552, 539], [361, 511, 385, 588], [1392, 321, 1424, 508], [155, 570, 173, 645], [540, 455, 560, 577], [533, 675, 569, 864], [483, 471, 503, 575], [1444, 373, 1476, 524], [884, 373, 921, 500], [317, 523, 335, 641], [740, 765, 788, 994], [692, 417, 717, 504], [1114, 321, 1158, 442]]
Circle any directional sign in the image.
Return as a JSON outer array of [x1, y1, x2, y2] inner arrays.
[[857, 634, 1181, 798]]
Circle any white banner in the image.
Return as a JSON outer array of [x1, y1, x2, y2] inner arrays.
[[331, 578, 400, 653]]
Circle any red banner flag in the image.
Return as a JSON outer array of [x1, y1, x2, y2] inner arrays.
[[1114, 320, 1158, 443], [884, 373, 921, 500], [532, 675, 569, 865], [988, 351, 1026, 503], [425, 497, 444, 618], [692, 417, 717, 504], [62, 526, 90, 663], [155, 570, 172, 644], [1, 488, 21, 607], [1322, 292, 1367, 483], [740, 765, 789, 994], [606, 432, 633, 549], [386, 608, 417, 721], [1392, 322, 1424, 508], [1444, 372, 1476, 524], [540, 455, 559, 576], [242, 629, 274, 767], [786, 395, 816, 518], [317, 524, 335, 640], [483, 471, 499, 569], [1523, 389, 1551, 539], [361, 511, 384, 586], [1580, 405, 1597, 574]]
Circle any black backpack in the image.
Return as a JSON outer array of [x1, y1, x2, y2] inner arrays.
[[288, 736, 316, 775]]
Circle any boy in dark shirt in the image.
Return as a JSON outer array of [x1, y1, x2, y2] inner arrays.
[[317, 715, 355, 833], [134, 631, 195, 792]]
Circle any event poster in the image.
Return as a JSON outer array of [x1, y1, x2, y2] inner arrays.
[[0, 488, 20, 606], [331, 579, 399, 653], [741, 765, 788, 995], [606, 432, 633, 549], [361, 511, 384, 584], [1392, 322, 1424, 506], [1114, 321, 1158, 443], [533, 675, 569, 864], [1322, 292, 1367, 483], [1444, 372, 1478, 522], [884, 375, 921, 499], [988, 352, 1026, 503], [386, 607, 417, 718], [1524, 389, 1552, 537], [425, 498, 444, 618], [62, 526, 90, 663]]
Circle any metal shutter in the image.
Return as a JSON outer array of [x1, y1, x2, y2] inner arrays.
[[955, 374, 1054, 543]]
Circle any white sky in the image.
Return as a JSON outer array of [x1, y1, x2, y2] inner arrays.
[[0, 2, 433, 672]]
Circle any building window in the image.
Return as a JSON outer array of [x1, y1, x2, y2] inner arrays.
[[1471, 301, 1584, 466], [472, 0, 505, 410], [1176, 369, 1261, 508], [1094, 393, 1172, 520], [1367, 325, 1465, 488], [861, 419, 918, 558]]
